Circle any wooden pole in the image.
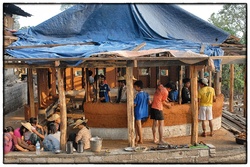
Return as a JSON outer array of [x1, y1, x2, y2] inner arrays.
[[126, 65, 135, 147], [178, 66, 183, 104], [85, 68, 90, 102], [200, 68, 204, 78], [229, 64, 234, 113], [27, 68, 35, 118], [190, 65, 198, 145], [56, 63, 67, 151], [214, 71, 220, 96], [208, 71, 212, 87]]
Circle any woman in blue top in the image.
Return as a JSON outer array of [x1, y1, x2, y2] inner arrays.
[[134, 80, 151, 144]]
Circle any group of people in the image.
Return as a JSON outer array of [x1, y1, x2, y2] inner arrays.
[[95, 73, 215, 144], [4, 113, 92, 154], [4, 72, 216, 154]]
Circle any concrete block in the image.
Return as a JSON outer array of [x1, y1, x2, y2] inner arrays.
[[18, 158, 33, 163], [199, 150, 209, 157], [3, 158, 19, 164], [74, 156, 89, 163], [88, 155, 103, 163], [33, 158, 47, 163], [47, 157, 61, 163]]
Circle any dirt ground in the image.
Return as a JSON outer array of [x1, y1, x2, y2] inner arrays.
[[3, 104, 245, 152]]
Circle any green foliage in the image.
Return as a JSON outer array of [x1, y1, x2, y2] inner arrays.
[[221, 64, 245, 96], [208, 4, 246, 44], [13, 15, 20, 30], [209, 4, 246, 97]]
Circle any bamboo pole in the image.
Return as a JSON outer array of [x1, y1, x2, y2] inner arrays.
[[57, 64, 67, 151], [190, 65, 198, 145], [27, 68, 35, 118], [208, 71, 212, 87], [126, 66, 135, 147], [178, 66, 183, 104], [229, 64, 234, 113]]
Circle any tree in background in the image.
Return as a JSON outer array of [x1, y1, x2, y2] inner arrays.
[[60, 4, 74, 11], [208, 4, 246, 97]]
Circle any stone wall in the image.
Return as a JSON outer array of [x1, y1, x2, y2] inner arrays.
[[3, 82, 27, 115]]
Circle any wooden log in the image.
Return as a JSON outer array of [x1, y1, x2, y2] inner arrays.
[[126, 66, 135, 147], [27, 68, 35, 118], [178, 66, 183, 104], [229, 64, 234, 112], [190, 65, 198, 145], [57, 67, 67, 151]]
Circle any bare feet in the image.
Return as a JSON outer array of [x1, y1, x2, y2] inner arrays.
[[210, 131, 214, 137], [158, 140, 168, 145], [153, 138, 159, 144]]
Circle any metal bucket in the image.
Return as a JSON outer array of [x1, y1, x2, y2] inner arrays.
[[90, 136, 102, 152]]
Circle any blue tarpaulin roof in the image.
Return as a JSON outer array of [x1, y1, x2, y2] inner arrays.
[[6, 4, 229, 70]]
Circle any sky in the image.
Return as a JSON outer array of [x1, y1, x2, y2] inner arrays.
[[15, 4, 224, 28]]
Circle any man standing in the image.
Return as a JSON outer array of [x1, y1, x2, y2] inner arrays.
[[150, 82, 173, 144], [198, 78, 216, 137], [99, 75, 111, 102], [116, 76, 127, 103]]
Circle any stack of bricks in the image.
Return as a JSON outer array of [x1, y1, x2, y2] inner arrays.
[[206, 144, 216, 157]]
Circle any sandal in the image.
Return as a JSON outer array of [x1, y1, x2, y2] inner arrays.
[[201, 132, 206, 137], [210, 132, 214, 137]]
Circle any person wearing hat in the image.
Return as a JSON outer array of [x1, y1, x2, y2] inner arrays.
[[116, 76, 127, 103], [181, 78, 191, 104], [13, 122, 36, 151], [67, 118, 92, 150], [47, 113, 61, 132], [198, 78, 216, 137]]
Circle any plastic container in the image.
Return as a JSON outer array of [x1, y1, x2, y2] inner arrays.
[[36, 141, 40, 155], [90, 136, 102, 152]]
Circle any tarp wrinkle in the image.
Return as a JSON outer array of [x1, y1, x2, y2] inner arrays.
[[6, 4, 229, 70]]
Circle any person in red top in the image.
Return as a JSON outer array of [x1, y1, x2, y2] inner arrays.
[[4, 126, 29, 153], [150, 82, 174, 144]]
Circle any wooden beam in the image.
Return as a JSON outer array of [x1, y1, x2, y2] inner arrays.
[[126, 66, 135, 147], [190, 65, 198, 145], [57, 67, 67, 151], [229, 64, 234, 113], [178, 66, 183, 104], [27, 68, 35, 118]]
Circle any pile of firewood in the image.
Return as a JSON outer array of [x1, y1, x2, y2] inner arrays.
[[221, 110, 246, 135]]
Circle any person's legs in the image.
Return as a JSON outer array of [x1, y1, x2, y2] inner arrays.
[[206, 106, 214, 136], [202, 120, 206, 137], [68, 133, 77, 149], [209, 120, 213, 136], [158, 120, 166, 144], [136, 120, 143, 144], [152, 119, 158, 143]]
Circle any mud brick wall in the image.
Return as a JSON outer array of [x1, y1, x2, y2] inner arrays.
[[3, 82, 27, 115]]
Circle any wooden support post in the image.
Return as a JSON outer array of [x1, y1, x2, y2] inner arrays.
[[85, 68, 90, 102], [178, 66, 183, 104], [57, 65, 67, 151], [70, 68, 74, 90], [190, 65, 198, 145], [208, 71, 212, 87], [126, 65, 135, 147], [200, 68, 204, 78], [229, 64, 234, 113], [27, 68, 35, 118], [51, 68, 57, 97], [214, 70, 221, 96]]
